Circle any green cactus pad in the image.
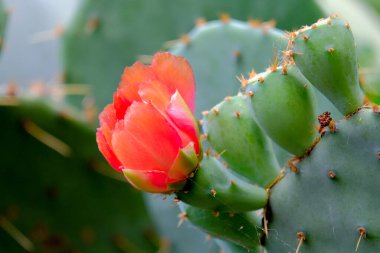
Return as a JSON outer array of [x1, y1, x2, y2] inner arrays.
[[181, 204, 263, 251], [177, 156, 267, 212], [266, 109, 380, 252], [202, 94, 280, 187], [0, 98, 158, 253], [170, 19, 287, 117], [247, 65, 318, 157], [291, 16, 363, 115]]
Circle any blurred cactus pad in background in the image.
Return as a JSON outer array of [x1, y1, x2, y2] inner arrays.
[[0, 0, 380, 253]]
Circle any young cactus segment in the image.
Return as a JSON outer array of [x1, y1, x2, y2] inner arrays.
[[202, 94, 280, 187], [180, 204, 263, 251], [291, 17, 363, 115], [246, 65, 318, 157], [266, 109, 380, 252], [176, 156, 268, 212]]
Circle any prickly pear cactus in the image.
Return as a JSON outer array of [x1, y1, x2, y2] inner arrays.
[[0, 97, 159, 253], [176, 16, 380, 252]]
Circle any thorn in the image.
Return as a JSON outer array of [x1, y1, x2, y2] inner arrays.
[[356, 227, 367, 251], [372, 105, 380, 114], [224, 96, 232, 101], [180, 34, 191, 45], [270, 53, 277, 72], [318, 18, 325, 22], [23, 120, 71, 157], [247, 18, 261, 28], [233, 50, 241, 59], [86, 17, 100, 33], [235, 111, 241, 118], [237, 74, 249, 89], [0, 216, 35, 252], [288, 158, 300, 174], [302, 35, 309, 41], [326, 19, 332, 25], [201, 133, 208, 141], [219, 13, 231, 24], [245, 91, 254, 97], [205, 234, 212, 241], [311, 24, 318, 29], [230, 180, 235, 185], [177, 213, 188, 227], [210, 188, 217, 197], [330, 14, 338, 19], [198, 119, 203, 126], [249, 70, 257, 79], [212, 108, 219, 115], [195, 17, 207, 27], [258, 76, 265, 83], [328, 170, 336, 179], [282, 65, 288, 75], [328, 47, 335, 54], [296, 232, 306, 253], [202, 111, 209, 116], [285, 50, 294, 58], [212, 210, 220, 217], [346, 22, 351, 29], [205, 149, 211, 157]]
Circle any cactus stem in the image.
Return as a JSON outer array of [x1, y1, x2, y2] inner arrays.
[[296, 232, 306, 253], [328, 170, 337, 179], [177, 212, 188, 227], [23, 120, 71, 157], [355, 227, 367, 252], [195, 17, 206, 27], [328, 47, 335, 54], [0, 216, 35, 252]]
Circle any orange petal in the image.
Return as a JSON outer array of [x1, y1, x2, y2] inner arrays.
[[151, 52, 195, 112], [113, 88, 132, 120], [96, 130, 122, 171], [138, 80, 171, 111], [99, 104, 117, 146], [119, 61, 156, 102], [122, 169, 172, 193], [167, 91, 200, 154], [112, 102, 182, 172]]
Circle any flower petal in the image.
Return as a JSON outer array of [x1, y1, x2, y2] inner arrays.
[[151, 52, 195, 112], [99, 104, 117, 146], [113, 88, 132, 120], [167, 91, 200, 153], [112, 102, 182, 172], [138, 80, 171, 110], [96, 130, 123, 171], [122, 169, 172, 193], [119, 61, 156, 102]]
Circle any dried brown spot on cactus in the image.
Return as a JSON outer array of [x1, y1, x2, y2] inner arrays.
[[302, 35, 309, 41], [328, 170, 336, 179], [210, 188, 217, 197]]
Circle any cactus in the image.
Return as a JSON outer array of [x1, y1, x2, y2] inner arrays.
[[63, 0, 322, 111], [0, 97, 160, 253], [170, 16, 380, 252]]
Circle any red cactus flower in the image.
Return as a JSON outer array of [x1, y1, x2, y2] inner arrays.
[[96, 52, 202, 193]]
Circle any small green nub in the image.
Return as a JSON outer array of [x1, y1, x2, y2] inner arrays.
[[247, 65, 317, 157], [203, 94, 280, 187], [292, 17, 363, 115]]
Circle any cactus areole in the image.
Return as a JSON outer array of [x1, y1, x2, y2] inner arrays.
[[96, 52, 202, 193]]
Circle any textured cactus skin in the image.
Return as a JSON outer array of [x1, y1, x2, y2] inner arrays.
[[170, 19, 287, 117], [291, 17, 363, 115], [202, 95, 280, 187], [0, 99, 159, 253], [63, 0, 322, 111], [266, 109, 380, 252]]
